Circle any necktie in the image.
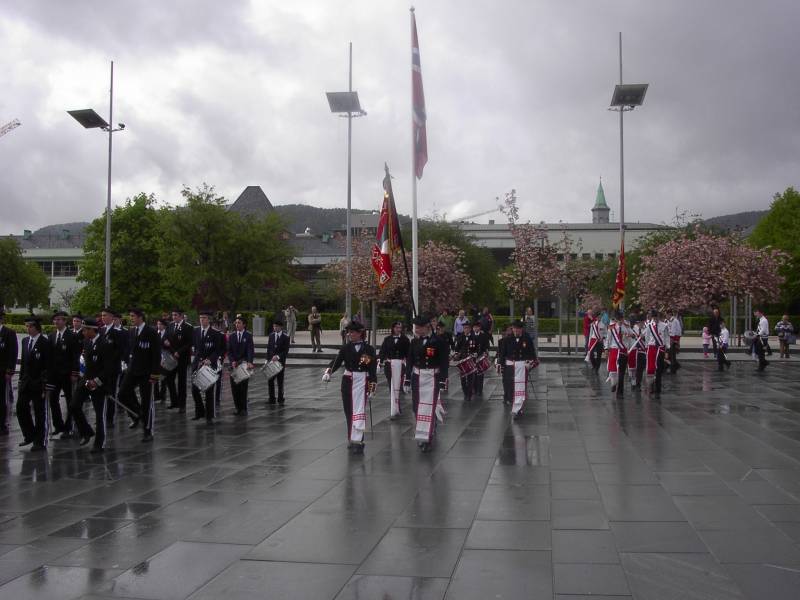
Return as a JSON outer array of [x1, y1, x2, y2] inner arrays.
[[238, 332, 242, 343], [29, 338, 34, 353], [202, 329, 207, 341]]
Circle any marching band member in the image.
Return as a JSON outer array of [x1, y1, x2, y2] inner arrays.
[[191, 310, 225, 423], [717, 319, 732, 371], [99, 308, 123, 428], [644, 310, 668, 397], [504, 320, 538, 419], [495, 324, 513, 405], [70, 313, 84, 335], [118, 308, 161, 441], [228, 315, 255, 415], [17, 317, 51, 451], [407, 316, 450, 452], [666, 310, 682, 373], [605, 311, 630, 398], [755, 308, 772, 361], [70, 319, 115, 452], [584, 313, 604, 372], [467, 320, 490, 396], [266, 319, 290, 405], [628, 318, 647, 389], [378, 321, 410, 419], [155, 318, 169, 402], [0, 310, 18, 435], [454, 321, 477, 402], [47, 310, 81, 439], [164, 308, 193, 413], [322, 322, 377, 454]]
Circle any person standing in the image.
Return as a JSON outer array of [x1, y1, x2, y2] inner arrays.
[[495, 324, 513, 405], [228, 315, 255, 415], [47, 310, 82, 439], [503, 320, 538, 418], [524, 306, 538, 350], [707, 307, 722, 358], [155, 318, 170, 402], [338, 313, 350, 346], [775, 315, 795, 358], [644, 310, 668, 397], [378, 321, 410, 419], [164, 308, 193, 413], [308, 306, 322, 353], [605, 311, 630, 399], [284, 305, 298, 343], [17, 317, 51, 451], [467, 320, 490, 395], [755, 309, 772, 357], [439, 309, 454, 335], [118, 308, 161, 441], [266, 320, 290, 405], [70, 318, 115, 452], [191, 310, 225, 423], [454, 321, 477, 402], [99, 308, 123, 427], [584, 313, 604, 372], [435, 321, 454, 353], [666, 310, 682, 373], [0, 310, 18, 435], [407, 316, 449, 452], [717, 320, 732, 371], [70, 314, 84, 335], [479, 307, 495, 346], [108, 309, 129, 427], [583, 309, 594, 352], [322, 322, 377, 454], [453, 309, 469, 339]]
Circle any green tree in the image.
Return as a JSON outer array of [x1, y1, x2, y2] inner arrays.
[[0, 238, 51, 310], [72, 193, 165, 315], [749, 187, 800, 307]]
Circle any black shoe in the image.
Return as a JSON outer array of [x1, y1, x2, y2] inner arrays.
[[192, 415, 204, 421], [611, 385, 617, 393], [141, 433, 154, 442], [268, 399, 277, 404], [30, 444, 46, 452], [206, 419, 214, 425], [351, 443, 365, 455], [18, 439, 32, 447], [90, 447, 104, 454], [79, 435, 93, 446], [128, 418, 140, 430], [60, 431, 74, 440], [420, 442, 432, 453], [278, 398, 285, 405]]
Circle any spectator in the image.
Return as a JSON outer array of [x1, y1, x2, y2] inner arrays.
[[702, 326, 712, 358], [707, 307, 722, 357], [479, 306, 494, 346], [308, 306, 322, 352], [454, 309, 469, 338], [583, 309, 594, 352], [339, 313, 350, 346], [439, 309, 454, 334], [284, 305, 298, 343], [524, 306, 537, 348], [775, 314, 795, 358]]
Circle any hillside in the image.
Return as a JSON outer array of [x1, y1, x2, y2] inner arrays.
[[703, 210, 767, 235], [273, 204, 411, 234]]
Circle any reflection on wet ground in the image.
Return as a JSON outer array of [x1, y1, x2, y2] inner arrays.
[[1, 361, 800, 598]]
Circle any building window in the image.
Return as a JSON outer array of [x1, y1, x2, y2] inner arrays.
[[582, 253, 591, 260], [594, 253, 604, 260], [36, 261, 52, 276], [556, 253, 564, 262], [53, 261, 78, 277], [570, 253, 578, 260], [608, 252, 616, 259]]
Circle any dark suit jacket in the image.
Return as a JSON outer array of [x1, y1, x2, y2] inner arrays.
[[126, 324, 161, 377], [167, 320, 193, 363], [114, 325, 130, 367], [192, 327, 224, 370], [19, 334, 50, 395], [0, 325, 18, 375], [227, 330, 255, 364], [266, 331, 290, 364], [81, 335, 115, 389], [98, 327, 123, 376], [48, 328, 81, 381], [378, 335, 410, 362]]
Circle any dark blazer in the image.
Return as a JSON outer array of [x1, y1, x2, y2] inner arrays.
[[98, 327, 123, 375], [328, 342, 377, 382], [0, 325, 18, 375], [126, 324, 162, 377], [228, 329, 255, 364], [192, 327, 224, 370], [378, 334, 410, 362], [167, 320, 193, 363], [81, 335, 115, 389], [466, 331, 490, 355], [114, 325, 130, 367], [19, 334, 50, 395], [407, 334, 450, 385], [158, 328, 169, 351], [48, 328, 81, 381], [501, 333, 537, 361], [266, 331, 290, 364]]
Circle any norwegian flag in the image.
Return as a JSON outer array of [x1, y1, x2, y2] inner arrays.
[[412, 10, 427, 179], [371, 170, 403, 288], [611, 240, 627, 308]]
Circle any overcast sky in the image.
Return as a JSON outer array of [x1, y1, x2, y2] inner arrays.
[[1, 0, 797, 235]]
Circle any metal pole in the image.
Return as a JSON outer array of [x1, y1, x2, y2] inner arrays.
[[411, 11, 419, 313], [618, 33, 625, 313], [105, 60, 114, 307], [345, 43, 353, 320]]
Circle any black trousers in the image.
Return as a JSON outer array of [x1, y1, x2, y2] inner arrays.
[[192, 383, 215, 420], [1, 376, 11, 431], [654, 353, 665, 394], [311, 328, 321, 350], [589, 342, 604, 370], [634, 352, 646, 386], [231, 378, 250, 413], [71, 380, 107, 448], [716, 343, 730, 370], [165, 361, 189, 409], [48, 373, 75, 432], [106, 370, 121, 425], [615, 353, 628, 397], [341, 376, 353, 438], [753, 339, 768, 370], [501, 367, 515, 403], [17, 384, 48, 446], [472, 372, 484, 394], [268, 369, 286, 402], [460, 372, 475, 400], [668, 339, 680, 373], [119, 372, 155, 434]]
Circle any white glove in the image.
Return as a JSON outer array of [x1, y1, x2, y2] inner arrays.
[[322, 370, 331, 383]]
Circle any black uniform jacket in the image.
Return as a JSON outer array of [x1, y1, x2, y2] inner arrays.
[[19, 334, 50, 395], [0, 325, 18, 376], [81, 335, 115, 389], [407, 334, 450, 384], [498, 332, 537, 362], [228, 330, 255, 364], [329, 342, 378, 382], [266, 331, 290, 364], [167, 320, 193, 363], [192, 327, 224, 370], [378, 334, 410, 362], [126, 324, 162, 377], [48, 328, 81, 382]]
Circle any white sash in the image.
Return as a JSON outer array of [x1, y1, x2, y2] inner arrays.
[[507, 360, 527, 415], [389, 359, 403, 417], [648, 322, 664, 347], [585, 321, 601, 362], [414, 367, 441, 442], [609, 324, 624, 350], [349, 371, 367, 443]]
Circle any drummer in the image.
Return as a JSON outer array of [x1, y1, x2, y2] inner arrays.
[[191, 310, 224, 424], [322, 322, 377, 455], [266, 319, 290, 405], [503, 319, 538, 419], [228, 315, 255, 415], [467, 320, 490, 396], [454, 321, 477, 402]]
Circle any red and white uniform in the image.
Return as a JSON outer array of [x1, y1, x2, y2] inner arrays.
[[644, 318, 668, 378], [584, 319, 602, 363], [605, 320, 629, 387]]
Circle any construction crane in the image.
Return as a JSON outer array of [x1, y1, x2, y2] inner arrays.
[[452, 206, 502, 222], [0, 119, 21, 138]]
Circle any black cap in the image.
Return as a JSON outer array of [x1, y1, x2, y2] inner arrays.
[[272, 319, 284, 326], [412, 316, 430, 327], [172, 307, 185, 314], [346, 322, 365, 332], [82, 318, 100, 329], [511, 319, 524, 328], [471, 320, 482, 327], [24, 316, 41, 326], [391, 321, 403, 328], [71, 313, 83, 319], [52, 310, 69, 319], [100, 306, 114, 315], [199, 310, 214, 317], [128, 307, 145, 318]]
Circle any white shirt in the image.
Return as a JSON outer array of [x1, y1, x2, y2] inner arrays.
[[757, 316, 769, 337], [644, 320, 667, 347], [668, 317, 682, 337], [605, 321, 628, 350], [719, 327, 730, 345]]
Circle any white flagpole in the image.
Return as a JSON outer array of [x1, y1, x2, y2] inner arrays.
[[411, 7, 419, 314]]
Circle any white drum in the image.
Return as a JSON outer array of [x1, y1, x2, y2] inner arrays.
[[263, 360, 284, 380], [161, 352, 178, 372], [192, 365, 219, 392], [231, 363, 254, 384]]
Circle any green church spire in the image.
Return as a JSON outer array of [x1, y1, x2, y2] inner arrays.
[[594, 179, 609, 209]]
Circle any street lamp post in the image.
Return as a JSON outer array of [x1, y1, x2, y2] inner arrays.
[[326, 43, 366, 320], [609, 33, 648, 312], [68, 60, 125, 307]]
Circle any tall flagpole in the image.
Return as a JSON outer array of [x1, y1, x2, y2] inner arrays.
[[410, 8, 419, 314], [618, 32, 625, 312]]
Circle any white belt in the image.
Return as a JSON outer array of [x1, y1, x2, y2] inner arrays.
[[412, 367, 439, 374], [505, 359, 525, 366]]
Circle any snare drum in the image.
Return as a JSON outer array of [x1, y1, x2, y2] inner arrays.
[[161, 352, 178, 372], [455, 356, 476, 378], [263, 360, 284, 380], [475, 353, 491, 374], [231, 363, 253, 384], [192, 365, 219, 392]]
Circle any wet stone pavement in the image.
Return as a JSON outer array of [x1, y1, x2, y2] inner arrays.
[[2, 361, 800, 599]]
